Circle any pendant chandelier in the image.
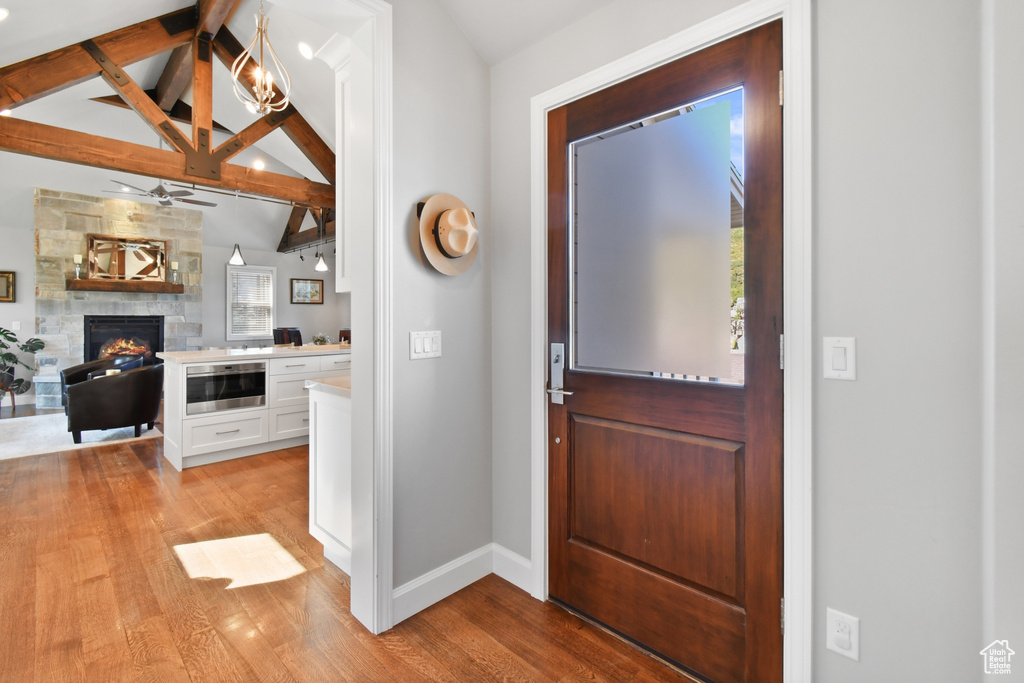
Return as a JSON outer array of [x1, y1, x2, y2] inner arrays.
[[231, 1, 291, 115]]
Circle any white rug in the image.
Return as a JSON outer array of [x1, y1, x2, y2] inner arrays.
[[0, 412, 162, 461]]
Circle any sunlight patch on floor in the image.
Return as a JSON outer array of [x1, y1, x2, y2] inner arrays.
[[173, 533, 305, 589]]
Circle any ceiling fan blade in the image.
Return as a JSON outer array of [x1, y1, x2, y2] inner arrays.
[[159, 199, 174, 207], [175, 197, 218, 207], [167, 190, 194, 197], [111, 180, 151, 194], [103, 190, 148, 197]]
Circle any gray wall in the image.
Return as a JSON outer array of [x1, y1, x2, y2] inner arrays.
[[986, 0, 1024, 670], [387, 0, 493, 588], [489, 0, 990, 680], [201, 245, 349, 348], [814, 1, 981, 680]]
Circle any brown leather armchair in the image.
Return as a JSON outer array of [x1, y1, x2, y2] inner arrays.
[[64, 362, 163, 444]]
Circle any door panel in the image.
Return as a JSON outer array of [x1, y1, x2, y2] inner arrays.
[[570, 415, 744, 599], [548, 21, 783, 683]]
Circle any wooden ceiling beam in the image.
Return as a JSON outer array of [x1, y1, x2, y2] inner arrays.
[[0, 115, 335, 208], [0, 8, 195, 111], [154, 46, 193, 111], [212, 27, 336, 185], [80, 40, 192, 154], [278, 205, 309, 251], [279, 220, 336, 252], [89, 93, 231, 133], [213, 107, 295, 163], [154, 0, 240, 111]]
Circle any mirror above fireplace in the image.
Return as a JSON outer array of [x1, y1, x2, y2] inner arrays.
[[88, 234, 167, 282]]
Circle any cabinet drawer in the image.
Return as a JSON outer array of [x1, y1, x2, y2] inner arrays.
[[320, 354, 352, 373], [268, 357, 320, 375], [268, 374, 312, 408], [183, 412, 267, 457], [270, 406, 310, 440]]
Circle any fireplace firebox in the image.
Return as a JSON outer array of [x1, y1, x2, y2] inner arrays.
[[83, 315, 164, 364]]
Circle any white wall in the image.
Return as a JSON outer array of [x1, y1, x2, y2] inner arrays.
[[201, 245, 350, 348], [388, 0, 493, 588], [489, 0, 988, 680], [985, 0, 1024, 671]]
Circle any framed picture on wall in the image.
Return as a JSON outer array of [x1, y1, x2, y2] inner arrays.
[[0, 272, 13, 302], [290, 278, 324, 304]]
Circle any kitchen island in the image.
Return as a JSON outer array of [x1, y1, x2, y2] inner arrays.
[[305, 375, 352, 573], [157, 344, 351, 470]]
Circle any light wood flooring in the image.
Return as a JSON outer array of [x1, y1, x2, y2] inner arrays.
[[0, 438, 687, 682]]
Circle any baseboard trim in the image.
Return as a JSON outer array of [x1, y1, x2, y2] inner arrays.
[[391, 543, 534, 625], [492, 544, 533, 593]]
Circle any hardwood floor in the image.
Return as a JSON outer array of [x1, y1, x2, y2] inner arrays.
[[0, 440, 689, 682]]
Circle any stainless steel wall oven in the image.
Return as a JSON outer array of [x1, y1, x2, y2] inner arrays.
[[185, 362, 266, 415]]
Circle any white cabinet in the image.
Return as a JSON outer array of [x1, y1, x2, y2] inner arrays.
[[308, 381, 352, 573], [267, 353, 351, 435], [269, 406, 311, 440], [160, 349, 350, 470], [182, 409, 268, 457]]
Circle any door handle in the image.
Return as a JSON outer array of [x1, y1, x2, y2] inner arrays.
[[550, 342, 569, 404]]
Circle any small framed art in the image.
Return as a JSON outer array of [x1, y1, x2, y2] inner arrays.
[[290, 278, 324, 304], [0, 272, 13, 302]]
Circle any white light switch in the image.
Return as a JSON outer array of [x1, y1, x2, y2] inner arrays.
[[410, 330, 442, 360], [11, 321, 21, 331], [823, 337, 856, 380]]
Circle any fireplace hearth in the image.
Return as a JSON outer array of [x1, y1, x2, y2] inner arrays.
[[84, 315, 164, 364]]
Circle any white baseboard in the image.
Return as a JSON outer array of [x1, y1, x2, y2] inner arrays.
[[391, 543, 535, 625], [323, 543, 352, 576], [492, 544, 533, 593]]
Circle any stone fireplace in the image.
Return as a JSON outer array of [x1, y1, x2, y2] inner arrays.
[[32, 188, 204, 407]]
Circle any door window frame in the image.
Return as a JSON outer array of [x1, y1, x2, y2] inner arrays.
[[528, 1, 814, 679]]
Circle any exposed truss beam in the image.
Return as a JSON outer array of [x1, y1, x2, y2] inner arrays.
[[0, 8, 195, 111], [155, 0, 240, 111], [81, 40, 191, 154], [213, 27, 336, 184], [213, 107, 295, 163], [0, 115, 335, 207], [89, 93, 231, 133]]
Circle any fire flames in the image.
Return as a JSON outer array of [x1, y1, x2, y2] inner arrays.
[[99, 336, 152, 359]]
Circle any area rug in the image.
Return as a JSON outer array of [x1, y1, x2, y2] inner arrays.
[[0, 412, 162, 461]]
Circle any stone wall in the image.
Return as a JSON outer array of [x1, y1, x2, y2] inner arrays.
[[32, 188, 203, 405]]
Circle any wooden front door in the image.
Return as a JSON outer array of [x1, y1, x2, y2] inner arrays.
[[547, 22, 783, 683]]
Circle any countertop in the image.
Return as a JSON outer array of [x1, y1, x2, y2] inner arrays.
[[158, 344, 351, 364], [305, 375, 351, 398]]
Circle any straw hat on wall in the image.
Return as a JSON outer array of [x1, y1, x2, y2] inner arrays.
[[417, 193, 479, 276]]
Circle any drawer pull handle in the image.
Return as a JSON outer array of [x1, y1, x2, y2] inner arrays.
[[286, 364, 305, 368], [216, 429, 241, 435], [303, 418, 309, 422]]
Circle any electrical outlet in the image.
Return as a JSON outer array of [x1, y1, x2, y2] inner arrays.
[[826, 608, 860, 661]]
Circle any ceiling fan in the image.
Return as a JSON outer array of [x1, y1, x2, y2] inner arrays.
[[106, 180, 218, 207]]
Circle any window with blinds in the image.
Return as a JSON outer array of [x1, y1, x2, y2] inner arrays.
[[226, 265, 276, 340]]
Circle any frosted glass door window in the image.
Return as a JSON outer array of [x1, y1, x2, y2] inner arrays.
[[572, 91, 743, 383]]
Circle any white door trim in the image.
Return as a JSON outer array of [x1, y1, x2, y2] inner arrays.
[[527, 0, 813, 679], [342, 0, 394, 635]]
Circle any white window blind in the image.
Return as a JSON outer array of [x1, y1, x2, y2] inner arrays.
[[226, 265, 275, 340]]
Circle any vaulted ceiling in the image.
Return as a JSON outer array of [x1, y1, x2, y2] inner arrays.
[[0, 0, 616, 250]]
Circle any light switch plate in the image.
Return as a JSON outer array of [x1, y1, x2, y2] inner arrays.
[[823, 337, 856, 380], [410, 330, 442, 360]]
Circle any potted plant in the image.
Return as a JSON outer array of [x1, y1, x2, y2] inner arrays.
[[0, 326, 45, 395]]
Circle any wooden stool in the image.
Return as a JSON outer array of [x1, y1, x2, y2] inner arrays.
[[1, 388, 15, 413]]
